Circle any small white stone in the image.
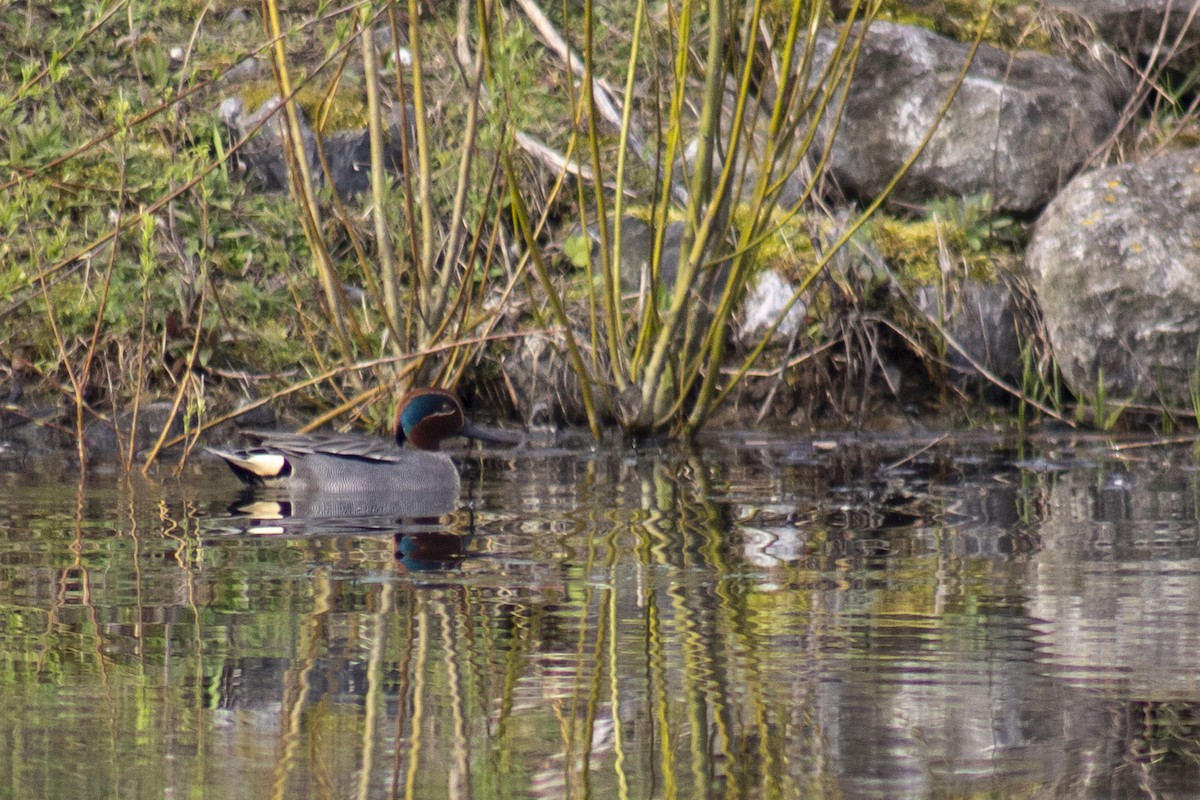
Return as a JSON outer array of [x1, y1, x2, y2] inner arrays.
[[740, 269, 806, 342]]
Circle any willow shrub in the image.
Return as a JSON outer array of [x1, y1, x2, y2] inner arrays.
[[530, 0, 1000, 435], [500, 0, 873, 434]]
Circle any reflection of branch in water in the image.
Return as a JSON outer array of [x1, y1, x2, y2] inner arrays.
[[356, 581, 392, 800], [40, 480, 86, 674], [270, 571, 331, 800], [389, 585, 417, 794], [606, 581, 630, 798], [638, 457, 749, 793], [403, 596, 430, 799], [516, 454, 739, 798], [492, 590, 539, 785], [436, 598, 470, 800]]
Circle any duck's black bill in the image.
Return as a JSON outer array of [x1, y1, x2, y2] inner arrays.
[[459, 421, 522, 446]]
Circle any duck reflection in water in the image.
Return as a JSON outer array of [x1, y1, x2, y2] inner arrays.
[[228, 492, 475, 570]]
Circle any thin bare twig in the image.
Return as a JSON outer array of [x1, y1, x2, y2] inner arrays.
[[513, 0, 648, 163]]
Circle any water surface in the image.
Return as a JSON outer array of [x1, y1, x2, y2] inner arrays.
[[2, 431, 1200, 799]]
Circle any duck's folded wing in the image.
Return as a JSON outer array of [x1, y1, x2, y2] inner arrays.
[[239, 430, 405, 462]]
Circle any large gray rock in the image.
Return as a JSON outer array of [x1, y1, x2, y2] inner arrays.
[[807, 21, 1130, 212], [1027, 148, 1200, 405], [1045, 0, 1200, 73]]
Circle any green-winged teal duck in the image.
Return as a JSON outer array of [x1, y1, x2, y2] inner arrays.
[[208, 388, 506, 495]]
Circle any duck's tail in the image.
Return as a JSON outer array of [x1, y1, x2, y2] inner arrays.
[[205, 447, 291, 486]]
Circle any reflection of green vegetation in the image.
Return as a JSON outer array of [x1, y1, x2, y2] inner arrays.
[[11, 441, 1200, 796], [1128, 701, 1200, 769]]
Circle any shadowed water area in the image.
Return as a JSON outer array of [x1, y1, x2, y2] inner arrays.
[[3, 432, 1200, 799]]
